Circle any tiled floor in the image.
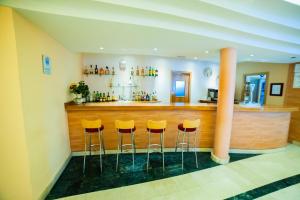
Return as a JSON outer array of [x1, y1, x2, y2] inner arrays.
[[58, 144, 300, 200]]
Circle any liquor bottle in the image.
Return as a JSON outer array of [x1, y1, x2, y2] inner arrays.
[[112, 67, 115, 75], [107, 92, 110, 101], [136, 66, 139, 76], [105, 66, 109, 75], [145, 67, 148, 76], [89, 65, 93, 74], [112, 91, 116, 101], [95, 91, 99, 102], [102, 93, 106, 102], [141, 67, 145, 76], [83, 65, 89, 75], [100, 67, 104, 75], [131, 67, 134, 76], [99, 92, 102, 102], [146, 93, 150, 101], [155, 68, 158, 77], [95, 65, 98, 74]]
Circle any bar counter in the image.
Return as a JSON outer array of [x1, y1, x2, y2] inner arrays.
[[65, 102, 298, 152]]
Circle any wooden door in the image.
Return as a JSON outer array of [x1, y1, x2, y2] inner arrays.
[[171, 71, 190, 103]]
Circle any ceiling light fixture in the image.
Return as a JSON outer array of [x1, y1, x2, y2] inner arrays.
[[153, 48, 158, 51], [250, 54, 254, 57], [99, 47, 104, 50], [194, 57, 198, 60], [205, 50, 209, 54]]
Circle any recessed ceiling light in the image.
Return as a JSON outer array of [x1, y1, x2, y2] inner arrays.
[[99, 47, 104, 50], [205, 50, 209, 54], [250, 54, 254, 57], [290, 56, 296, 59], [194, 57, 198, 60], [153, 48, 158, 51]]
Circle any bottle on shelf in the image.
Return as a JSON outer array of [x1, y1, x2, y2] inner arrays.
[[112, 91, 116, 101], [131, 67, 134, 76], [146, 93, 150, 101], [106, 92, 110, 101], [149, 66, 152, 76], [83, 65, 89, 75], [89, 65, 94, 74], [95, 91, 99, 102], [102, 92, 106, 102], [95, 65, 98, 74], [99, 67, 104, 75], [145, 66, 148, 76], [141, 67, 145, 76], [155, 68, 158, 77], [99, 92, 103, 102], [136, 66, 139, 76], [112, 66, 115, 75], [105, 66, 109, 75]]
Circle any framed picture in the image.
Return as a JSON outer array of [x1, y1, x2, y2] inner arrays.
[[42, 55, 51, 75], [270, 83, 283, 96]]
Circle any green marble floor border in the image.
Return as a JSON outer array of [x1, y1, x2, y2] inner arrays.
[[226, 174, 300, 200]]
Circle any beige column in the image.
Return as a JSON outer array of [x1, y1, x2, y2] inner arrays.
[[211, 47, 237, 164]]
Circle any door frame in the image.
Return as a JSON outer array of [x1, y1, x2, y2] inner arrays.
[[170, 71, 191, 103]]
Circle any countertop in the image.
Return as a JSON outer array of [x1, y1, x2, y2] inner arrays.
[[65, 101, 298, 112]]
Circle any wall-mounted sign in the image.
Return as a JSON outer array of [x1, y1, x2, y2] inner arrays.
[[270, 83, 284, 96], [42, 55, 51, 75], [293, 64, 300, 88]]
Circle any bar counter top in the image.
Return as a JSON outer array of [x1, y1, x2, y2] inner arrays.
[[65, 101, 298, 112]]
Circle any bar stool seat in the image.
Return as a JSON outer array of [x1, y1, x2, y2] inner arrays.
[[147, 128, 165, 133], [118, 126, 136, 133], [178, 124, 196, 132], [86, 125, 104, 133]]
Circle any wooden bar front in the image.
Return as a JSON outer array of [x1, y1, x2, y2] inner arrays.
[[65, 102, 298, 152]]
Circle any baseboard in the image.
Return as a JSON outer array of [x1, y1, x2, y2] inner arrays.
[[292, 140, 300, 146], [71, 146, 286, 156], [39, 153, 72, 200]]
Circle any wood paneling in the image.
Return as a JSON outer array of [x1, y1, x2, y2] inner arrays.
[[284, 63, 300, 142], [66, 103, 296, 152], [231, 112, 290, 149], [67, 110, 216, 151]]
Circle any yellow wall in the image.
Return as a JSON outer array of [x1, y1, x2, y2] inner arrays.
[[12, 11, 82, 199], [235, 62, 289, 105], [0, 7, 33, 200], [0, 6, 82, 200]]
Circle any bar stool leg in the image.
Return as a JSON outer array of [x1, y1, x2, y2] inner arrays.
[[194, 131, 198, 168], [181, 132, 186, 171], [131, 131, 135, 169], [175, 130, 181, 152], [98, 130, 102, 173], [101, 130, 105, 155], [161, 131, 165, 171], [116, 132, 121, 172], [83, 133, 87, 174], [187, 131, 190, 152], [89, 134, 92, 156], [147, 131, 150, 172], [120, 133, 123, 153]]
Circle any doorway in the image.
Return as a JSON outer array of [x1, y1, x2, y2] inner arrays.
[[171, 71, 191, 103], [243, 72, 268, 105]]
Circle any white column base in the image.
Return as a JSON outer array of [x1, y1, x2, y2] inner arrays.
[[211, 151, 230, 164]]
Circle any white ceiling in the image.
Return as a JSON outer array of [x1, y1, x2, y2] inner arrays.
[[1, 0, 300, 63]]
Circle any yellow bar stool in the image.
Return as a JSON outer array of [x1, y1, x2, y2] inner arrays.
[[115, 120, 136, 172], [146, 120, 167, 172], [175, 119, 200, 170], [81, 119, 105, 173]]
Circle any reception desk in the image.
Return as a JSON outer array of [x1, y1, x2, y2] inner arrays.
[[65, 102, 298, 152]]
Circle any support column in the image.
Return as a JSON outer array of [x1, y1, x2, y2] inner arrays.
[[211, 47, 237, 164]]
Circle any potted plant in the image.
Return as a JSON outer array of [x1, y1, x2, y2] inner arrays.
[[69, 81, 90, 104]]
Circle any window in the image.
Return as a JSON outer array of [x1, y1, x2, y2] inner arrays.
[[175, 81, 185, 97]]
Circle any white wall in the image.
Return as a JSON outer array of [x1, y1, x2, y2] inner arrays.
[[83, 54, 219, 103]]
